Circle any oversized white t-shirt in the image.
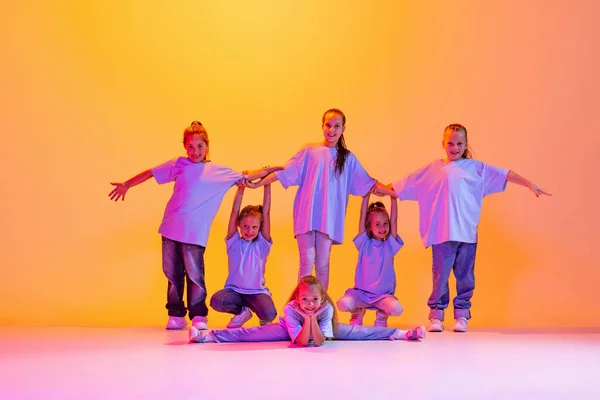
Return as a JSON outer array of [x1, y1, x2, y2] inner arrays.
[[152, 157, 243, 246], [224, 232, 272, 295], [392, 159, 508, 247], [274, 143, 375, 244]]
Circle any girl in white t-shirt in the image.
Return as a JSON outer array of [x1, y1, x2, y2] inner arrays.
[[109, 121, 280, 331], [337, 193, 404, 327], [378, 123, 551, 333], [246, 109, 390, 290], [190, 275, 425, 345], [209, 184, 277, 328]]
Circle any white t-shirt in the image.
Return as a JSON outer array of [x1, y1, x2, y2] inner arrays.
[[152, 157, 243, 246], [224, 232, 272, 295], [275, 143, 375, 244], [392, 159, 508, 247], [346, 231, 404, 303], [281, 300, 334, 343]]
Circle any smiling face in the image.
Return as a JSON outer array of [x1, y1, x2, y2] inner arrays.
[[368, 212, 390, 241], [322, 112, 345, 148], [296, 284, 324, 315], [185, 135, 208, 163], [442, 128, 467, 162], [238, 215, 261, 241]]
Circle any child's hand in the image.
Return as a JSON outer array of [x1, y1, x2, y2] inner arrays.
[[109, 183, 129, 201], [312, 304, 329, 318], [370, 185, 385, 197], [528, 183, 552, 198]]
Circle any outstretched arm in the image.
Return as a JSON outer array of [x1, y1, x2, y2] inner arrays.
[[390, 196, 398, 239], [246, 172, 280, 189], [108, 169, 153, 201], [244, 166, 283, 182], [507, 171, 552, 198], [226, 186, 245, 240], [358, 193, 370, 235], [261, 184, 271, 241], [370, 180, 397, 197]]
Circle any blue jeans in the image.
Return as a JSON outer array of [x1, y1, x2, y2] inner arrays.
[[208, 322, 399, 342], [210, 288, 277, 323], [428, 241, 477, 321], [161, 236, 208, 319]]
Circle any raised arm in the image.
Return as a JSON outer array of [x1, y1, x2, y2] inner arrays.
[[358, 193, 370, 235], [226, 186, 245, 240], [370, 180, 397, 197], [261, 184, 271, 241], [109, 169, 153, 202], [507, 171, 552, 198], [390, 196, 398, 239]]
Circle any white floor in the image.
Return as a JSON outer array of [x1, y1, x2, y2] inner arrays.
[[1, 326, 599, 399]]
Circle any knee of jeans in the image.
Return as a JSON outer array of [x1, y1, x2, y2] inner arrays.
[[391, 303, 404, 316], [314, 255, 330, 269], [337, 296, 355, 312], [261, 308, 277, 323], [209, 294, 222, 310], [298, 249, 315, 268]]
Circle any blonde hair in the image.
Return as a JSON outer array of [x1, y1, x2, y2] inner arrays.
[[183, 123, 210, 161], [287, 276, 339, 330], [238, 205, 263, 225]]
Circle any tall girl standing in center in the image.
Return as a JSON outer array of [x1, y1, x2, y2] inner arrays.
[[247, 109, 388, 289]]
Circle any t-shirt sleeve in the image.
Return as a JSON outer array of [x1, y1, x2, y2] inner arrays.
[[274, 147, 309, 189], [353, 231, 369, 251], [481, 162, 509, 196], [225, 233, 240, 252], [151, 158, 179, 184], [392, 171, 419, 201], [348, 155, 376, 196], [317, 303, 334, 338], [215, 165, 245, 187], [256, 232, 273, 256], [388, 234, 404, 256], [283, 302, 304, 343]]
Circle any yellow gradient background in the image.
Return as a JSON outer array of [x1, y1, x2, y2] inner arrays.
[[1, 1, 598, 328]]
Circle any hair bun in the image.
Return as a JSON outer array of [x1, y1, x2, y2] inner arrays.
[[369, 201, 385, 210]]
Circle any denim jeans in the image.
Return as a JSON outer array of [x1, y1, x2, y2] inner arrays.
[[161, 236, 208, 319], [428, 241, 477, 321], [208, 322, 399, 343], [296, 230, 333, 289], [210, 288, 277, 323]]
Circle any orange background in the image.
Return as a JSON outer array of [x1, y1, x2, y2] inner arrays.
[[1, 1, 598, 328]]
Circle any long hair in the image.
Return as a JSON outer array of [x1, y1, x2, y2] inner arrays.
[[365, 201, 391, 240], [183, 123, 210, 161], [287, 276, 339, 330], [322, 108, 350, 177], [444, 123, 473, 159]]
